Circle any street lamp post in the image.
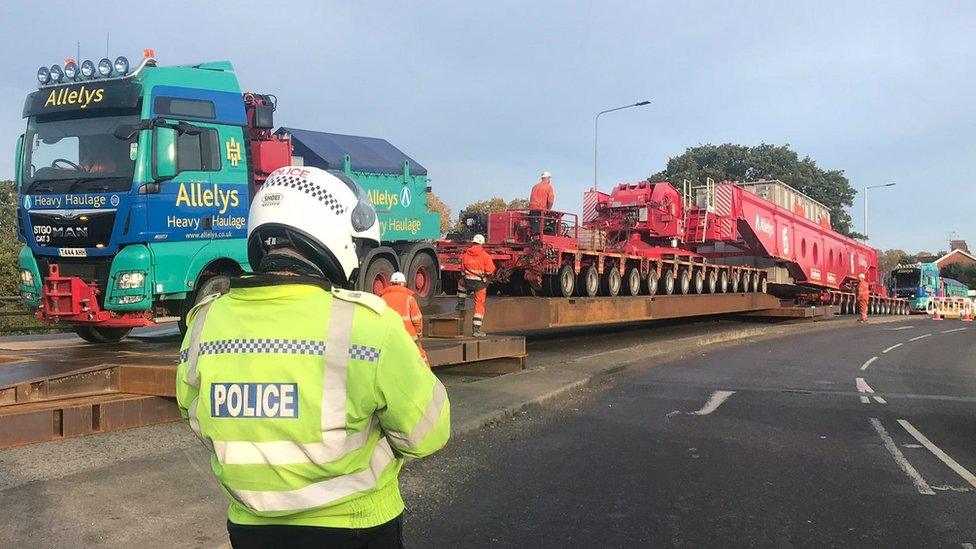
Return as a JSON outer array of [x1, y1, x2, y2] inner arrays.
[[593, 100, 651, 190], [863, 182, 896, 239]]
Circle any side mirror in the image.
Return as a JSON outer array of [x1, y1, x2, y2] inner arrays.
[[153, 126, 178, 181], [14, 134, 24, 187]]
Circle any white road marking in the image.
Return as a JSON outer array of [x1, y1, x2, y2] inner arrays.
[[909, 333, 932, 342], [942, 327, 968, 334], [667, 390, 736, 418], [885, 326, 915, 331], [860, 356, 879, 371], [860, 395, 871, 404], [856, 377, 886, 404], [870, 418, 935, 495], [931, 485, 972, 493], [898, 419, 976, 489], [882, 343, 903, 354]]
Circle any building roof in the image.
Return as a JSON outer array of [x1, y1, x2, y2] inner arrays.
[[934, 248, 976, 267]]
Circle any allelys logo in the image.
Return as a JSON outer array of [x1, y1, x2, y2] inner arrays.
[[754, 214, 774, 236], [43, 86, 104, 109]]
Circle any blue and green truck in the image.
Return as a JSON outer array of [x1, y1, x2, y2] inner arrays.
[[890, 262, 970, 312], [17, 53, 442, 342]]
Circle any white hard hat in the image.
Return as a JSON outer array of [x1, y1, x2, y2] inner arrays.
[[541, 171, 551, 178], [248, 166, 380, 284], [473, 234, 486, 245], [858, 273, 865, 279], [391, 272, 407, 285]]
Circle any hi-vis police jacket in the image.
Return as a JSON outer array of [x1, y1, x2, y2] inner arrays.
[[176, 275, 450, 529]]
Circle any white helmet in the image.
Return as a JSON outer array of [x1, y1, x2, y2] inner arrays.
[[473, 234, 486, 245], [248, 166, 380, 284], [391, 272, 407, 285], [858, 273, 865, 280], [541, 171, 551, 179]]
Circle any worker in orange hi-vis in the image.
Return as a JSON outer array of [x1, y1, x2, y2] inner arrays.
[[379, 272, 428, 364], [529, 171, 555, 235], [456, 234, 496, 337], [857, 273, 870, 323]]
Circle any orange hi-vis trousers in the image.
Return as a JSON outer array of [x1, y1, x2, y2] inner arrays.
[[457, 279, 487, 332], [858, 297, 869, 322]]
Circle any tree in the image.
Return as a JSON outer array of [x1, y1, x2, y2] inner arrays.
[[426, 192, 453, 235], [453, 197, 528, 231], [0, 181, 20, 296], [877, 249, 910, 275], [650, 143, 863, 239], [940, 263, 976, 289]]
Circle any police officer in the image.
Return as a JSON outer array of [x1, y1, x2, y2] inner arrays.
[[176, 166, 450, 548]]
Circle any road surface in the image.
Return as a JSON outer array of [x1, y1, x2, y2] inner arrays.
[[401, 320, 976, 547]]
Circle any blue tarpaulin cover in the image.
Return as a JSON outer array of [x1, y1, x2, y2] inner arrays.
[[277, 127, 427, 176]]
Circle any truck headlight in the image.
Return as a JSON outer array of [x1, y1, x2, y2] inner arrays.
[[116, 271, 146, 290], [20, 269, 34, 286]]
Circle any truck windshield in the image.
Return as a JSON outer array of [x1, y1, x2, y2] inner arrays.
[[892, 269, 920, 287], [23, 114, 139, 194]]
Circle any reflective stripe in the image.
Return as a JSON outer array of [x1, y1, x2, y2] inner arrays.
[[185, 301, 215, 388], [200, 339, 326, 356], [410, 315, 422, 322], [385, 380, 448, 450], [214, 420, 377, 465], [473, 313, 484, 320], [322, 299, 354, 446], [401, 314, 413, 322], [229, 438, 397, 513]]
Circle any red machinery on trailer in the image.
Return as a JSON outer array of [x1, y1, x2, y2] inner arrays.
[[438, 178, 908, 315]]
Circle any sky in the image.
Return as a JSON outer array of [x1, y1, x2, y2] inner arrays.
[[0, 1, 973, 253]]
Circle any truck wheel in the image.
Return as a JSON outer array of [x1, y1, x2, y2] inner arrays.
[[678, 269, 692, 295], [705, 270, 717, 294], [645, 271, 659, 295], [363, 258, 396, 296], [407, 253, 438, 307], [660, 269, 676, 295], [601, 269, 622, 297], [749, 272, 759, 292], [178, 275, 232, 335], [691, 270, 705, 294], [718, 271, 729, 293], [578, 266, 599, 297], [74, 326, 132, 344], [759, 276, 768, 293], [624, 268, 641, 296], [555, 265, 576, 297]]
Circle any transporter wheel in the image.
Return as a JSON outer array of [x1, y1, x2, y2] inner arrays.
[[624, 268, 642, 296], [602, 268, 622, 297], [577, 266, 599, 297], [178, 275, 232, 335], [732, 272, 743, 292], [678, 269, 692, 295], [660, 269, 676, 295], [407, 253, 438, 307], [749, 272, 759, 292], [644, 271, 659, 296], [74, 326, 132, 344], [706, 270, 718, 294], [363, 257, 396, 296], [718, 271, 729, 293], [553, 265, 576, 298], [759, 276, 768, 293], [691, 270, 705, 294]]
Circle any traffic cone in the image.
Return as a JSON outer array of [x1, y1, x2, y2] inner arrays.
[[962, 304, 973, 322], [932, 306, 942, 321]]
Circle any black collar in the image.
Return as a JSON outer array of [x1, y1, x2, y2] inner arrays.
[[231, 273, 333, 291]]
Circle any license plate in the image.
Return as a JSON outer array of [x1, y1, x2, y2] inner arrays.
[[58, 248, 87, 257]]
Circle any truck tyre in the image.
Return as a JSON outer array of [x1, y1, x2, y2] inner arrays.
[[706, 270, 717, 294], [407, 253, 438, 307], [645, 271, 659, 296], [178, 275, 231, 335], [578, 265, 599, 297], [660, 269, 676, 295], [759, 276, 768, 293], [555, 264, 576, 297], [601, 268, 622, 297], [678, 269, 692, 295], [624, 268, 641, 296], [74, 326, 132, 344], [750, 272, 759, 292], [363, 257, 396, 296], [718, 271, 729, 293], [692, 270, 705, 294], [731, 272, 741, 292]]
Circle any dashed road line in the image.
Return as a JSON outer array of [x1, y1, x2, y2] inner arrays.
[[909, 333, 932, 342], [898, 419, 976, 489], [870, 418, 935, 495], [942, 327, 968, 334], [882, 343, 903, 354], [667, 390, 735, 418], [856, 377, 886, 404], [860, 356, 879, 371], [885, 326, 915, 331]]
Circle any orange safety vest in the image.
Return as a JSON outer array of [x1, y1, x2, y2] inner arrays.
[[462, 244, 496, 281], [857, 279, 870, 301], [379, 285, 423, 339], [529, 180, 555, 210]]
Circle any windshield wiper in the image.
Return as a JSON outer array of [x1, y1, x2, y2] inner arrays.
[[65, 177, 124, 194]]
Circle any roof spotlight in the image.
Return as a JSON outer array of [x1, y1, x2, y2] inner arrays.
[[49, 64, 63, 83], [64, 61, 78, 80], [114, 56, 129, 75], [80, 60, 95, 79], [97, 58, 112, 77], [36, 66, 50, 85]]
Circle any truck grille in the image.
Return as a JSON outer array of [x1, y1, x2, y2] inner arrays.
[[28, 210, 116, 249]]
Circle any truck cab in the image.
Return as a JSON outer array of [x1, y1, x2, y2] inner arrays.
[[17, 54, 440, 342]]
